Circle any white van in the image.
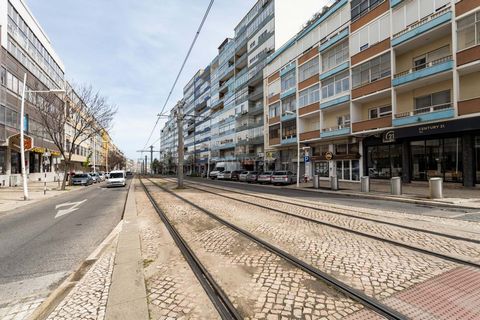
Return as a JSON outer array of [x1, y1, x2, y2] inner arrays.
[[106, 170, 126, 187]]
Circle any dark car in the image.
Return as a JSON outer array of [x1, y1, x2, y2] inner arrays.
[[72, 174, 93, 186], [230, 170, 243, 181]]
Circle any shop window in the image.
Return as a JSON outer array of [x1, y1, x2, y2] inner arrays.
[[0, 149, 5, 174], [11, 152, 21, 174], [336, 160, 360, 181], [315, 162, 329, 177], [476, 136, 480, 184], [367, 144, 403, 179]]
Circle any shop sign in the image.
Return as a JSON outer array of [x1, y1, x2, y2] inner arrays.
[[325, 151, 333, 161], [383, 130, 395, 143], [394, 116, 480, 139], [7, 133, 33, 151]]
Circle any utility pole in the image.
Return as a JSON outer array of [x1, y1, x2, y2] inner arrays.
[[144, 155, 148, 175], [150, 145, 154, 174], [176, 100, 185, 188]]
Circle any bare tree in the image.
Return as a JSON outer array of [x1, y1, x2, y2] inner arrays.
[[34, 84, 116, 190], [107, 148, 126, 171]]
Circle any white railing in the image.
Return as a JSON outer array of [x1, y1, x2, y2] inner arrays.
[[394, 55, 452, 78], [322, 124, 350, 132], [395, 103, 452, 118], [393, 6, 451, 39]]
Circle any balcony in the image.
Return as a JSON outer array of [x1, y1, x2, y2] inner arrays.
[[249, 103, 264, 115], [300, 130, 320, 141], [393, 56, 453, 87], [320, 94, 350, 110], [352, 116, 392, 133], [320, 126, 351, 138], [280, 87, 296, 100], [269, 116, 280, 125], [319, 28, 349, 53], [269, 137, 280, 146], [281, 136, 297, 145], [393, 103, 454, 126], [281, 112, 296, 122], [392, 7, 452, 47]]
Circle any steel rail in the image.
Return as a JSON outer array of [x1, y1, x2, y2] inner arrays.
[[147, 178, 406, 320], [140, 179, 242, 320]]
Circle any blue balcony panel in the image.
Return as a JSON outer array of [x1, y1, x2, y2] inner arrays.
[[215, 142, 236, 150], [320, 94, 350, 110], [390, 0, 403, 7], [393, 108, 454, 126], [280, 87, 296, 99], [281, 112, 297, 122], [319, 29, 349, 53], [392, 11, 452, 47], [320, 127, 351, 138], [280, 63, 296, 76], [393, 60, 453, 87], [281, 137, 297, 145], [320, 62, 349, 80]]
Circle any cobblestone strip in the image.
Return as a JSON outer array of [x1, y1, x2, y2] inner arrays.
[[186, 180, 480, 240], [145, 181, 385, 320], [191, 183, 480, 263], [46, 251, 115, 320], [162, 180, 460, 304], [135, 183, 220, 320], [0, 295, 45, 320]]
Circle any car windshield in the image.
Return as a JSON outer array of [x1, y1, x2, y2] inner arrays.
[[74, 174, 88, 178], [109, 173, 124, 179]]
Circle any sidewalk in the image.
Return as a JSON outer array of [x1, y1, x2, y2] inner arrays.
[[0, 181, 83, 213], [284, 179, 480, 209]]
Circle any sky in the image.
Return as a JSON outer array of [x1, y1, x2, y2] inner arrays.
[[27, 0, 258, 160]]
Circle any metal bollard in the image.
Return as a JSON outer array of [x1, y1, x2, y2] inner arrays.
[[390, 177, 402, 195], [429, 177, 443, 199], [330, 176, 339, 191], [314, 175, 320, 189], [361, 176, 370, 193]]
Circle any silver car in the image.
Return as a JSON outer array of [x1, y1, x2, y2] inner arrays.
[[257, 171, 274, 184], [238, 171, 250, 182], [72, 174, 93, 186], [271, 171, 297, 185], [217, 171, 232, 180]]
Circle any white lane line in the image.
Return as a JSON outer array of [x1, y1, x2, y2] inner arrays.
[[54, 200, 87, 219]]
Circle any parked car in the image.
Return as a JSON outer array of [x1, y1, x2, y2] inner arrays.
[[230, 170, 243, 181], [217, 171, 232, 180], [72, 174, 94, 186], [257, 171, 274, 184], [246, 171, 259, 183], [90, 172, 100, 183], [126, 171, 133, 177], [106, 170, 126, 187], [98, 172, 106, 181], [238, 171, 250, 182], [271, 171, 297, 185], [209, 169, 223, 179]]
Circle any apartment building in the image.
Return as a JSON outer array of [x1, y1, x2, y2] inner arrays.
[[264, 0, 480, 187], [161, 0, 327, 172], [0, 0, 121, 186]]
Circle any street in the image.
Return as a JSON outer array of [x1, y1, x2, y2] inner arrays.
[[0, 181, 128, 319]]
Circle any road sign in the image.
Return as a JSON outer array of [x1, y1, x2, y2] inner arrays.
[[304, 156, 310, 163]]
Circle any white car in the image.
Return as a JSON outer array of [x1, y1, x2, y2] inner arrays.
[[106, 170, 126, 187]]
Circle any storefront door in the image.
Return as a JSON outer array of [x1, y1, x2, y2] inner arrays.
[[336, 160, 359, 181]]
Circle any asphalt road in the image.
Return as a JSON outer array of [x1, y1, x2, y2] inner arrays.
[[0, 180, 129, 305], [185, 177, 480, 221]]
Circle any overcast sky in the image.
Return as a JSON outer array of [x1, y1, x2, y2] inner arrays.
[[27, 0, 257, 160]]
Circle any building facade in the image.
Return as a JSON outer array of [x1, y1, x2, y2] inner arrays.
[[264, 0, 480, 187]]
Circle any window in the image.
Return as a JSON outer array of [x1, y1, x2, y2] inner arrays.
[[282, 120, 296, 139], [337, 114, 351, 127], [367, 144, 403, 179], [351, 0, 382, 21], [281, 69, 296, 92], [352, 53, 390, 88], [269, 102, 280, 118], [350, 14, 390, 55], [298, 85, 320, 108], [0, 67, 6, 86], [281, 96, 296, 114], [414, 90, 451, 113], [458, 12, 480, 51], [412, 46, 450, 71], [322, 41, 349, 72], [6, 108, 18, 128], [298, 57, 319, 82], [321, 71, 349, 99], [369, 105, 392, 119], [0, 105, 5, 124], [269, 125, 280, 139]]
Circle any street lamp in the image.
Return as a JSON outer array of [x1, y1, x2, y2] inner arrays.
[[19, 73, 65, 200], [284, 110, 300, 188]]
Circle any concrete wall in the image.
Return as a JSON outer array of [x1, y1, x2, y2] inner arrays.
[[460, 72, 480, 101]]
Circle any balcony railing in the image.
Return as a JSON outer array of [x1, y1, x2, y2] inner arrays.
[[395, 103, 452, 118], [394, 55, 453, 78], [392, 6, 451, 39]]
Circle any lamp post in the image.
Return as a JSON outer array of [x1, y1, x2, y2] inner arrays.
[[19, 73, 65, 200], [285, 110, 300, 188]]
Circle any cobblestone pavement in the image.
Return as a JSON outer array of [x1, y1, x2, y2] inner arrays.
[[136, 183, 220, 320], [185, 182, 480, 264], [46, 246, 116, 320], [144, 180, 385, 319], [0, 295, 45, 320], [149, 179, 480, 318]]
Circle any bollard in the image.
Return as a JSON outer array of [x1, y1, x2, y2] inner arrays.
[[330, 175, 339, 191], [361, 176, 370, 193], [429, 177, 443, 199], [314, 175, 320, 189], [391, 177, 402, 195]]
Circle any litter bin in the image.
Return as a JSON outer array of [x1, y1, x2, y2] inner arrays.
[[330, 176, 339, 191], [314, 175, 320, 189], [361, 176, 370, 193], [429, 177, 443, 199], [391, 177, 402, 195]]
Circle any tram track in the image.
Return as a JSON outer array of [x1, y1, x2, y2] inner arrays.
[[141, 177, 406, 320]]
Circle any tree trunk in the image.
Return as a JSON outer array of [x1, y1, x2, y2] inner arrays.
[[61, 161, 70, 190]]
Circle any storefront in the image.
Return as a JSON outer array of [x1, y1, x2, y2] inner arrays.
[[362, 116, 480, 186], [310, 142, 361, 181]]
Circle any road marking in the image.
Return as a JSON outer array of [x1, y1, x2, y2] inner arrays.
[[55, 200, 87, 219]]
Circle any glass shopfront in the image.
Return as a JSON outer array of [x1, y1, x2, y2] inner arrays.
[[315, 162, 329, 177], [476, 136, 480, 184], [336, 160, 360, 181], [367, 144, 403, 179], [411, 138, 463, 182], [11, 151, 21, 174], [0, 148, 5, 174]]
